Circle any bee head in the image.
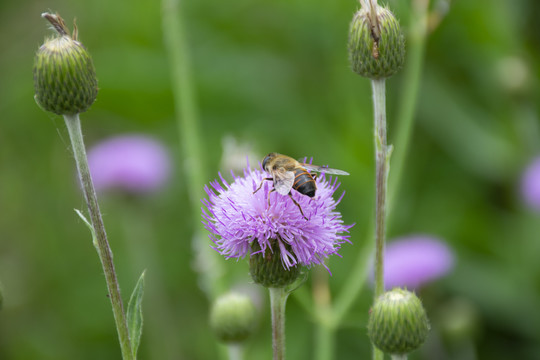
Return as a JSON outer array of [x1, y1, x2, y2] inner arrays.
[[262, 153, 276, 172]]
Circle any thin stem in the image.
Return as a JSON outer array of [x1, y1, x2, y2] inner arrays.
[[63, 114, 133, 360], [324, 5, 429, 360], [391, 354, 407, 360], [314, 323, 334, 360], [269, 287, 288, 360], [372, 78, 388, 299], [227, 343, 244, 360], [387, 0, 429, 218], [372, 78, 388, 360], [332, 0, 430, 332], [313, 267, 334, 360], [332, 230, 373, 323], [161, 0, 202, 203], [120, 204, 179, 359], [161, 0, 224, 299]]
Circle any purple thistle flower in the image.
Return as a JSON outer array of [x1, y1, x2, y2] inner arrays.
[[521, 156, 540, 212], [201, 164, 353, 271], [382, 235, 454, 290], [87, 134, 171, 193]]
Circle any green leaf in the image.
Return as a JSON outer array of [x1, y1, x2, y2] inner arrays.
[[127, 270, 146, 358], [74, 209, 98, 248]]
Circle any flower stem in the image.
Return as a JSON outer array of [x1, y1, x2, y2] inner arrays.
[[317, 4, 428, 359], [371, 78, 388, 360], [269, 287, 288, 360], [63, 114, 133, 360], [161, 0, 224, 299], [332, 0, 430, 337], [391, 355, 407, 360], [372, 78, 388, 300], [120, 204, 179, 359], [313, 266, 335, 360], [161, 0, 202, 202], [227, 343, 244, 360], [387, 0, 429, 214], [314, 322, 334, 360]]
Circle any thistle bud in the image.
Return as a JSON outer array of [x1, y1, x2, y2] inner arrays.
[[348, 4, 405, 79], [33, 13, 98, 115], [210, 292, 257, 343], [249, 240, 300, 288], [368, 288, 430, 355]]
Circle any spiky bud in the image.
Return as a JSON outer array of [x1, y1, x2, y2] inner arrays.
[[249, 240, 300, 288], [368, 288, 430, 355], [348, 4, 405, 79], [33, 13, 98, 115], [210, 292, 257, 343]]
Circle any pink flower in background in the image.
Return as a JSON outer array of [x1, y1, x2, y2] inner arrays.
[[87, 135, 171, 193], [521, 156, 540, 212], [382, 235, 454, 290]]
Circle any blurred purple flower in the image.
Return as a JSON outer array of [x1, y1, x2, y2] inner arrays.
[[383, 235, 454, 290], [87, 135, 171, 193], [201, 165, 353, 270], [521, 156, 540, 211]]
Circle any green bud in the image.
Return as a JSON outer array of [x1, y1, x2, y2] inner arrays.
[[210, 292, 257, 343], [249, 240, 300, 288], [33, 13, 98, 115], [348, 5, 405, 79], [368, 288, 430, 355]]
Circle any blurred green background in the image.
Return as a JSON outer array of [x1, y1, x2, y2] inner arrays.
[[1, 0, 540, 359]]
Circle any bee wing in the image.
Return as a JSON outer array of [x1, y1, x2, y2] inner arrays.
[[273, 169, 295, 195], [302, 163, 349, 176]]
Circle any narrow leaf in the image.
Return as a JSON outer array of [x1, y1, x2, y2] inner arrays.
[[127, 270, 146, 358], [74, 209, 98, 248]]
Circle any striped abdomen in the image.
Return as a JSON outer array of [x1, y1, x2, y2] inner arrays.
[[293, 168, 316, 197]]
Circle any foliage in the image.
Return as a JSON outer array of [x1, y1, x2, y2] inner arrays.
[[0, 0, 539, 359]]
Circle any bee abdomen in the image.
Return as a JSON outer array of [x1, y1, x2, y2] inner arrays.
[[293, 169, 316, 197]]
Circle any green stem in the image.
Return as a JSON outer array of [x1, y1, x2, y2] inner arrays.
[[227, 344, 244, 360], [63, 114, 133, 360], [269, 287, 288, 360], [120, 204, 179, 359], [312, 267, 335, 360], [391, 355, 407, 360], [371, 78, 388, 360], [314, 323, 334, 360], [372, 78, 387, 301], [332, 230, 373, 323], [387, 0, 429, 217], [331, 0, 430, 333], [161, 0, 224, 299]]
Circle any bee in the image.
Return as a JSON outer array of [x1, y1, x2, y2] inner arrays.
[[253, 152, 349, 220]]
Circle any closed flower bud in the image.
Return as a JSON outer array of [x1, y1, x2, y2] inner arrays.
[[249, 241, 301, 288], [33, 13, 98, 115], [368, 288, 430, 355], [348, 5, 405, 79], [210, 293, 257, 343]]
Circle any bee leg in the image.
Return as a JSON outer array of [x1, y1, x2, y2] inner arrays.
[[288, 192, 308, 220], [312, 173, 317, 181], [253, 177, 273, 194], [267, 188, 275, 207]]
